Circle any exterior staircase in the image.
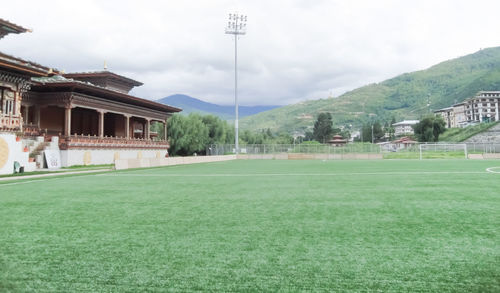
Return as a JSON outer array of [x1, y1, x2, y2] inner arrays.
[[22, 136, 49, 169]]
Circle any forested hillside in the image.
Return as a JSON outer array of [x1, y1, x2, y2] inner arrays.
[[240, 47, 500, 133]]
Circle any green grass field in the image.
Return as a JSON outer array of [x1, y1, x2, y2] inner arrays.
[[1, 160, 499, 292]]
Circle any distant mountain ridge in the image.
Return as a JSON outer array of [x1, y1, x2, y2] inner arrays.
[[240, 46, 500, 133], [157, 94, 280, 120]]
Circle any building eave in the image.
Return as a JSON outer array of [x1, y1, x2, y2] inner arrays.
[[31, 80, 182, 113]]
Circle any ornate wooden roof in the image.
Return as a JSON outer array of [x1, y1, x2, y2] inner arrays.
[[0, 18, 30, 39], [0, 52, 52, 76], [63, 71, 143, 94], [31, 75, 182, 114]]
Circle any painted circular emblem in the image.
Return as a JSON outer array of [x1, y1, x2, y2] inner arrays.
[[83, 151, 92, 165], [0, 137, 9, 169]]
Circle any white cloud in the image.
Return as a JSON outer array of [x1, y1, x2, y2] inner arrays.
[[2, 0, 500, 105]]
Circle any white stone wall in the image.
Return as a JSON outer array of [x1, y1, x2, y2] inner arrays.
[[0, 133, 35, 175], [114, 155, 237, 170], [60, 149, 168, 167]]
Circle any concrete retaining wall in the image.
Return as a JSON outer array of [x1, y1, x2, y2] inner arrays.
[[0, 134, 36, 175], [61, 149, 168, 167], [114, 155, 237, 170], [237, 153, 383, 160]]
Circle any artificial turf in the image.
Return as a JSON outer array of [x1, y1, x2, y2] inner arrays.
[[0, 159, 499, 292]]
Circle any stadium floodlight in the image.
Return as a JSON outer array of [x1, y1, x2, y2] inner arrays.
[[225, 12, 247, 154]]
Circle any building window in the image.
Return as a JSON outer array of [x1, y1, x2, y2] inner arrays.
[[1, 89, 15, 115]]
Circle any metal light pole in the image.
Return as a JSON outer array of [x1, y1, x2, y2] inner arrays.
[[371, 124, 374, 144], [225, 13, 247, 154]]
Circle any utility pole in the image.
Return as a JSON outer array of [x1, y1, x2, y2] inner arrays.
[[371, 124, 374, 144], [225, 13, 247, 154]]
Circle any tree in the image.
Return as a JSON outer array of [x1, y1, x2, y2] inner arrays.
[[304, 131, 314, 141], [387, 118, 396, 140], [413, 116, 446, 142], [372, 121, 385, 142], [361, 124, 372, 143], [361, 121, 385, 143], [150, 121, 165, 140], [202, 115, 233, 145], [313, 112, 333, 143], [168, 114, 209, 156]]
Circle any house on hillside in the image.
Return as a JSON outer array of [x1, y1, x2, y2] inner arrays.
[[392, 120, 419, 136], [434, 91, 500, 128], [464, 91, 500, 123], [434, 107, 454, 128]]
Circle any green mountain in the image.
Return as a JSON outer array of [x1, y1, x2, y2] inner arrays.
[[240, 46, 500, 133], [157, 94, 280, 120]]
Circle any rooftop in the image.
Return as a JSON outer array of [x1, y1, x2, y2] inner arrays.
[[31, 75, 181, 113], [63, 71, 143, 87], [0, 51, 52, 76], [392, 120, 419, 126], [0, 18, 30, 39]]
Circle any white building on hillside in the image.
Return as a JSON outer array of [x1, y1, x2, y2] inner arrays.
[[434, 107, 454, 128], [452, 102, 467, 127], [392, 120, 419, 136], [464, 91, 500, 123]]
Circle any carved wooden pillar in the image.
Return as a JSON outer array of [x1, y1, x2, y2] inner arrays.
[[64, 106, 72, 136], [145, 118, 150, 140], [23, 106, 29, 124], [98, 110, 105, 138], [125, 115, 130, 139], [164, 120, 167, 141], [35, 105, 40, 128]]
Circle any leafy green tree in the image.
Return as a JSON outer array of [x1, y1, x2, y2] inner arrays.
[[313, 112, 333, 143], [340, 130, 351, 140], [266, 128, 273, 139], [413, 116, 446, 142], [386, 118, 396, 140], [361, 124, 372, 143], [202, 115, 233, 145], [361, 121, 384, 143], [274, 132, 294, 144], [168, 114, 209, 156], [373, 121, 385, 141], [150, 121, 166, 140], [304, 131, 314, 141]]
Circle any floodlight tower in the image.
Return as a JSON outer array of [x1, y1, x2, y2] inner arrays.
[[225, 13, 247, 154]]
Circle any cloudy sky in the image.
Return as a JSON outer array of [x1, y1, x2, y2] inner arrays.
[[2, 0, 500, 106]]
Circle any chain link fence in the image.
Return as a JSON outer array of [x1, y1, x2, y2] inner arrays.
[[207, 144, 382, 156], [207, 142, 500, 159]]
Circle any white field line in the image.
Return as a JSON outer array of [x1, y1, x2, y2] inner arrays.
[[97, 171, 488, 177], [0, 178, 62, 186], [0, 169, 113, 182], [486, 167, 500, 174], [0, 169, 112, 186]]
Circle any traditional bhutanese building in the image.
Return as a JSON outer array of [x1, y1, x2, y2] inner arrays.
[[0, 18, 181, 173], [0, 18, 31, 39]]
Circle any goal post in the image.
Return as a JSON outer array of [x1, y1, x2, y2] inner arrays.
[[419, 143, 468, 160]]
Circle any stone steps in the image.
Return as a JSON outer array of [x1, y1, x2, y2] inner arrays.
[[465, 123, 500, 143]]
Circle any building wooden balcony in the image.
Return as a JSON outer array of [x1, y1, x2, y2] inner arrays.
[[0, 113, 21, 131], [59, 134, 170, 150]]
